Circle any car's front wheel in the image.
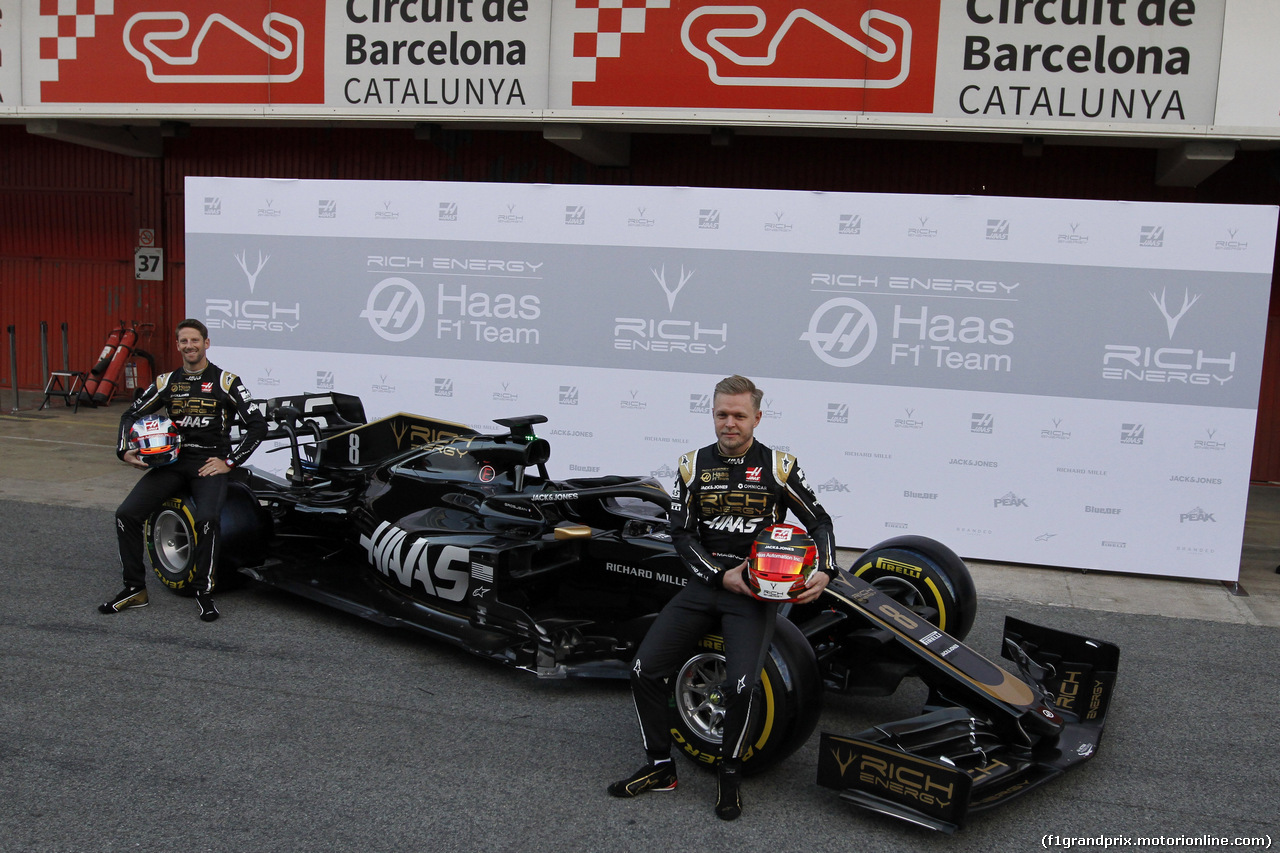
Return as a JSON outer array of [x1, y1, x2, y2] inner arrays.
[[144, 482, 268, 595], [669, 616, 822, 776]]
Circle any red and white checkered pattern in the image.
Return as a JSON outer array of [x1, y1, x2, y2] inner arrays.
[[39, 0, 114, 63], [573, 0, 670, 60]]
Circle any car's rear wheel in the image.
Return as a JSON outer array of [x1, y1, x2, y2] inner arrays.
[[850, 535, 977, 641], [669, 616, 822, 776]]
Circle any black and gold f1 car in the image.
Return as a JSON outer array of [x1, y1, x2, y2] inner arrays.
[[144, 392, 1119, 833]]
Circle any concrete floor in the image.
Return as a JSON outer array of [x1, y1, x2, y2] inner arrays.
[[4, 387, 1278, 627]]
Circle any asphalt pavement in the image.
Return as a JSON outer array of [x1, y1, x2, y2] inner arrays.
[[1, 392, 1277, 852]]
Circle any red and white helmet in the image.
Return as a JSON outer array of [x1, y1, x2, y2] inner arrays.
[[128, 415, 181, 466], [746, 523, 817, 602]]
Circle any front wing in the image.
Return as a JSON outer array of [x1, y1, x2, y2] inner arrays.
[[817, 616, 1120, 832]]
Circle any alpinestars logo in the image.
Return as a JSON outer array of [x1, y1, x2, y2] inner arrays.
[[801, 297, 877, 367]]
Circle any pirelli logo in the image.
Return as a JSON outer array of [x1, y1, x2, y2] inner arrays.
[[876, 557, 922, 578]]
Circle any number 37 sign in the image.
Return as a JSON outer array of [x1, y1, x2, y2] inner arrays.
[[134, 247, 163, 280]]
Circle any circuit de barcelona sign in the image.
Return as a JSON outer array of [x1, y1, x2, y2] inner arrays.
[[186, 177, 1278, 583]]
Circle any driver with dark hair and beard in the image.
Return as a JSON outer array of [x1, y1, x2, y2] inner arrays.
[[608, 374, 837, 820]]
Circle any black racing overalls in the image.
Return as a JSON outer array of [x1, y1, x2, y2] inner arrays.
[[114, 363, 267, 592], [628, 439, 836, 764]]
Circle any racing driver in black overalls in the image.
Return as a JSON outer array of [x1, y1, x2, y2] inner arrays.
[[98, 319, 267, 622], [608, 375, 837, 820]]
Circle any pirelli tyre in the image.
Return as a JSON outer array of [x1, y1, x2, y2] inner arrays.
[[851, 535, 978, 641], [144, 482, 269, 595], [669, 616, 822, 776]]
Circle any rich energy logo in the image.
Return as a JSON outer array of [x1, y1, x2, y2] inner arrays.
[[206, 249, 300, 333], [614, 265, 727, 355], [1103, 288, 1235, 387]]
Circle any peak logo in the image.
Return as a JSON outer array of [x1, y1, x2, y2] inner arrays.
[[567, 1, 939, 114], [33, 1, 324, 105]]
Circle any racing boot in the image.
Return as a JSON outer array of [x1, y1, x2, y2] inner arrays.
[[98, 585, 148, 614], [195, 591, 219, 622], [715, 762, 742, 821], [607, 759, 678, 797]]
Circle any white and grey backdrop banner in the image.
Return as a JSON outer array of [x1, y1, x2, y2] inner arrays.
[[186, 177, 1278, 583]]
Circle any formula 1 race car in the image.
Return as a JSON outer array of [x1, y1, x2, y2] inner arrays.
[[144, 392, 1120, 832]]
